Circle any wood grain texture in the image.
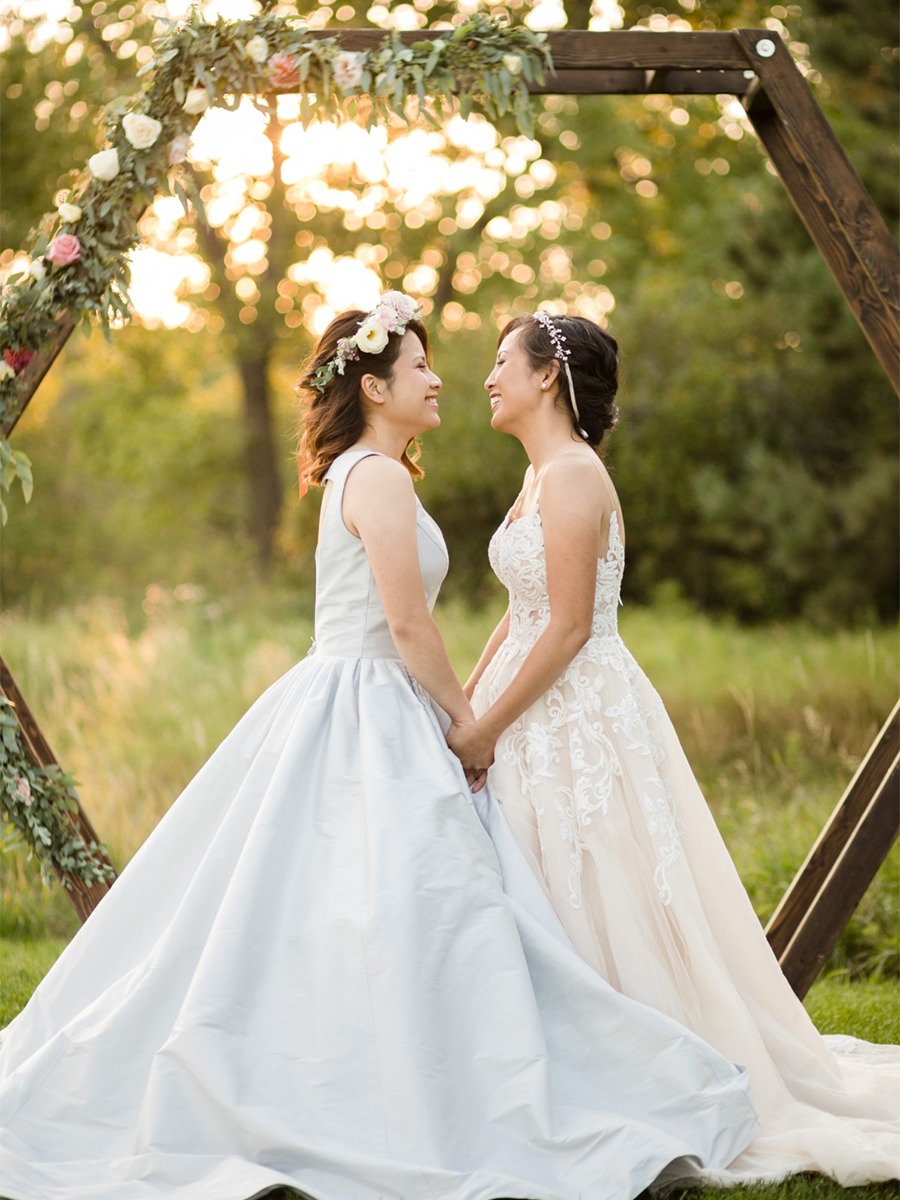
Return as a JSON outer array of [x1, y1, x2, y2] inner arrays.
[[0, 655, 116, 923], [766, 702, 900, 958], [303, 29, 752, 71], [525, 67, 752, 95], [738, 30, 899, 391], [775, 754, 900, 999]]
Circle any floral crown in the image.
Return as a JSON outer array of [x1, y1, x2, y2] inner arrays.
[[309, 291, 423, 393]]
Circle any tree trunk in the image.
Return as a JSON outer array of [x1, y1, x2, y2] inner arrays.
[[237, 353, 282, 572]]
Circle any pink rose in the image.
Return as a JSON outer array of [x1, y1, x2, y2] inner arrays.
[[46, 233, 81, 267], [372, 303, 399, 332], [14, 775, 32, 806], [380, 291, 418, 323], [3, 347, 35, 372], [269, 52, 300, 89]]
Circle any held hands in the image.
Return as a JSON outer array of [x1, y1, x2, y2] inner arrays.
[[447, 719, 497, 794]]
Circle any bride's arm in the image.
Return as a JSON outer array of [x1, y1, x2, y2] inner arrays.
[[463, 608, 510, 699], [447, 460, 605, 768], [346, 456, 473, 726]]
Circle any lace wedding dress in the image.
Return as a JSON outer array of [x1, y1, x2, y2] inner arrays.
[[0, 450, 760, 1200], [472, 495, 900, 1184]]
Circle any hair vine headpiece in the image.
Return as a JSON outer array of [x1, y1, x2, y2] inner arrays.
[[532, 310, 588, 440], [309, 291, 423, 393]]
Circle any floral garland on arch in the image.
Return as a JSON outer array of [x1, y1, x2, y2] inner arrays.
[[0, 695, 116, 892], [0, 10, 551, 435], [0, 10, 551, 893]]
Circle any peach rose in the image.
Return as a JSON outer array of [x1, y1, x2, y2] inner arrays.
[[268, 52, 300, 89]]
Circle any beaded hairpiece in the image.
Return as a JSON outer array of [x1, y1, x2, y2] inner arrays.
[[532, 310, 588, 440], [309, 291, 423, 393]]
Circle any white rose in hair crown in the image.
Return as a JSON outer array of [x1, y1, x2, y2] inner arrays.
[[308, 292, 423, 394], [354, 318, 390, 354]]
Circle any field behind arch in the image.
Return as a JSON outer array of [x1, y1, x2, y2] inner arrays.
[[1, 594, 897, 983]]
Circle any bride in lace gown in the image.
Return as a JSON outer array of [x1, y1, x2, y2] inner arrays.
[[0, 295, 760, 1200], [450, 311, 899, 1185]]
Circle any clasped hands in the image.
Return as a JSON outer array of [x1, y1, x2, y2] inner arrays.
[[447, 718, 497, 794]]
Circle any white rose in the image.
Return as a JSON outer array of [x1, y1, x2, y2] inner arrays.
[[58, 202, 82, 224], [244, 35, 269, 64], [354, 318, 390, 354], [88, 148, 120, 181], [182, 88, 210, 115], [0, 362, 16, 382], [29, 259, 47, 280], [122, 111, 162, 150], [502, 53, 523, 76], [332, 51, 364, 91]]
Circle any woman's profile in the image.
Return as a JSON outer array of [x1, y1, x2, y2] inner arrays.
[[449, 308, 900, 1184], [0, 293, 759, 1200]]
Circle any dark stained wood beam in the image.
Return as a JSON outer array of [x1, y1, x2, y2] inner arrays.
[[527, 67, 753, 95], [306, 28, 752, 71], [0, 656, 116, 922], [773, 745, 899, 1000], [766, 702, 900, 960], [736, 30, 899, 392]]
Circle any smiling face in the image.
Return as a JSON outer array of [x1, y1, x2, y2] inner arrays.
[[375, 329, 442, 439], [485, 327, 548, 435]]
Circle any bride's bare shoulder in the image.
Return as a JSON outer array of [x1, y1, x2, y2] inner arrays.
[[542, 450, 604, 491]]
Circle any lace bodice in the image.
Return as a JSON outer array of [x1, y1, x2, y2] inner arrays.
[[480, 501, 685, 910], [488, 503, 624, 655]]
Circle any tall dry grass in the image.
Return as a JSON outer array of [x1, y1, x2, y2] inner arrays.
[[2, 591, 897, 974]]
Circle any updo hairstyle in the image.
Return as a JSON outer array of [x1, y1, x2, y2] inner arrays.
[[296, 310, 429, 489], [501, 313, 619, 447]]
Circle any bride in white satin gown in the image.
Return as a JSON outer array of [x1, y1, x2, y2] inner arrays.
[[450, 309, 900, 1186], [0, 294, 760, 1200]]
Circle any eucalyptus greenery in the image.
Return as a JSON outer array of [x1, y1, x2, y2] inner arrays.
[[0, 9, 551, 892], [1, 696, 116, 891]]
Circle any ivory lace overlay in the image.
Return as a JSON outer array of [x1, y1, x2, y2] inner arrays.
[[486, 506, 683, 907]]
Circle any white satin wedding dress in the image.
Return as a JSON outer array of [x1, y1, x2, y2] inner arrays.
[[0, 450, 760, 1200], [472, 490, 900, 1185]]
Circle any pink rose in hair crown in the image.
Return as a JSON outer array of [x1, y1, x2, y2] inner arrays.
[[269, 52, 300, 89], [46, 234, 81, 267], [380, 291, 418, 323], [372, 303, 399, 332], [3, 347, 35, 373]]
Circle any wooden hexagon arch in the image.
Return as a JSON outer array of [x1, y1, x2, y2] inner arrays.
[[2, 27, 898, 999]]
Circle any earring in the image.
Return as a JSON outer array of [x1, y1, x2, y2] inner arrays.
[[541, 382, 548, 390]]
